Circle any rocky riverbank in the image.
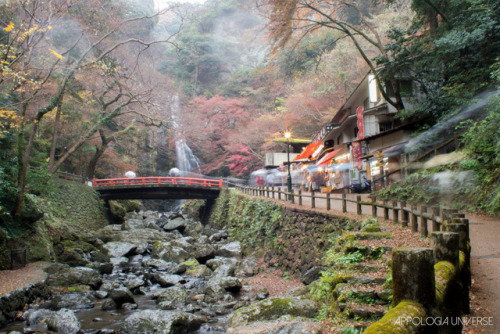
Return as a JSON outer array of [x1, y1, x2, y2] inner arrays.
[[0, 209, 322, 333]]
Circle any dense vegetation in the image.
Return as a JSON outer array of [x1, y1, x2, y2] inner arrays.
[[1, 0, 499, 231]]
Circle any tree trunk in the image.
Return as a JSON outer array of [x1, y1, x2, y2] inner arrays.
[[48, 92, 65, 170], [85, 130, 110, 179], [14, 121, 39, 216]]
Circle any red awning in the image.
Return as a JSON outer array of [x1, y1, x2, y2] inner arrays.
[[293, 140, 322, 161], [317, 149, 341, 166]]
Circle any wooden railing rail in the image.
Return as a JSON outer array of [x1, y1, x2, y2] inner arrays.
[[55, 171, 88, 183], [235, 185, 460, 236]]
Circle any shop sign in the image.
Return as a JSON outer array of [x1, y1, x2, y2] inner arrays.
[[352, 141, 363, 170], [356, 106, 364, 139]]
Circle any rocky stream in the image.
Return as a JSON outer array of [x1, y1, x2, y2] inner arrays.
[[0, 210, 321, 334]]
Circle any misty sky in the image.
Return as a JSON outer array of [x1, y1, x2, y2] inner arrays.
[[155, 0, 205, 10]]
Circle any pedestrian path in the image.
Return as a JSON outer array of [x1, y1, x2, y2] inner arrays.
[[0, 262, 48, 296]]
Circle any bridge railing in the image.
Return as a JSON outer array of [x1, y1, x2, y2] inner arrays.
[[93, 177, 223, 189]]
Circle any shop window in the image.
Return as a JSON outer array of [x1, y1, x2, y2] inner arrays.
[[379, 121, 393, 132]]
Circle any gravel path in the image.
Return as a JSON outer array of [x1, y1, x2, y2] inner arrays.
[[0, 262, 49, 296]]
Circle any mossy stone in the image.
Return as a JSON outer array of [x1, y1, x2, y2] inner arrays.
[[363, 300, 427, 334]]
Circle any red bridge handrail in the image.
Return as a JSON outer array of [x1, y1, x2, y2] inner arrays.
[[92, 177, 223, 189]]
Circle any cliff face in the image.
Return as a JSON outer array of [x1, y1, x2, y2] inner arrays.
[[0, 178, 108, 269]]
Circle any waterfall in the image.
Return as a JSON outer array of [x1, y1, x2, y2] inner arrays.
[[171, 95, 201, 175]]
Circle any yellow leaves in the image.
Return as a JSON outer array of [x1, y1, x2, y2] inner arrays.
[[49, 48, 63, 60], [0, 109, 22, 136], [4, 22, 14, 32]]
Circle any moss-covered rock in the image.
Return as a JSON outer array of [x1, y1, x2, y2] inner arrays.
[[228, 297, 318, 328], [363, 300, 427, 334]]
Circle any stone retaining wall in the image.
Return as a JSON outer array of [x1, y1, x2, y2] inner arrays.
[[206, 189, 358, 274], [0, 280, 50, 326]]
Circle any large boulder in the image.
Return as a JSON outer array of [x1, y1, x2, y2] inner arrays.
[[301, 267, 326, 286], [163, 217, 187, 233], [109, 287, 135, 307], [217, 241, 242, 258], [153, 286, 188, 310], [46, 309, 81, 334], [121, 310, 203, 334], [192, 243, 216, 264], [25, 309, 54, 326], [152, 242, 189, 263], [153, 273, 185, 287], [46, 264, 102, 289], [100, 279, 124, 292], [144, 258, 186, 274], [228, 297, 318, 328], [220, 277, 242, 293], [124, 277, 145, 291], [103, 241, 137, 258], [122, 219, 145, 230], [50, 293, 94, 310]]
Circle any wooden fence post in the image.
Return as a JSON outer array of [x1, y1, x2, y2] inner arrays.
[[411, 204, 418, 233], [278, 188, 281, 200], [342, 192, 347, 213], [311, 190, 315, 209], [298, 189, 302, 206], [392, 200, 399, 223], [446, 221, 471, 314], [291, 190, 295, 204], [431, 232, 459, 268], [432, 206, 441, 231], [371, 196, 377, 217], [392, 248, 435, 310], [401, 201, 408, 227], [421, 205, 428, 237], [383, 200, 389, 220], [326, 192, 331, 211], [356, 195, 362, 215]]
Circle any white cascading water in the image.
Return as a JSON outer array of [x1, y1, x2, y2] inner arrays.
[[171, 95, 201, 175]]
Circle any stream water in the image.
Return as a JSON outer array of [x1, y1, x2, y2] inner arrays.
[[0, 209, 251, 334]]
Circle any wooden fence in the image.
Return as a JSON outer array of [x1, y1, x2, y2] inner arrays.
[[55, 171, 89, 184], [235, 185, 462, 237]]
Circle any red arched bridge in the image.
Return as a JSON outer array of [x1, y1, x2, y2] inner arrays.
[[93, 177, 224, 200]]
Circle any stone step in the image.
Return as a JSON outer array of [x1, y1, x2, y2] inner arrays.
[[346, 276, 386, 285], [343, 245, 393, 257], [336, 263, 381, 273], [339, 232, 394, 243], [338, 303, 386, 320], [335, 285, 391, 305]]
